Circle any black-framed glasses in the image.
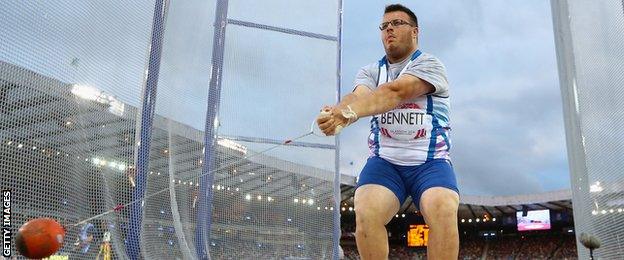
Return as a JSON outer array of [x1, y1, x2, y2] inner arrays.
[[379, 19, 414, 31]]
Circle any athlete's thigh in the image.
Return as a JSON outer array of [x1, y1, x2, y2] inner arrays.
[[355, 156, 406, 224]]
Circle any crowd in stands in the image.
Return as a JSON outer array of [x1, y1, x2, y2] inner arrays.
[[486, 236, 522, 259], [210, 242, 309, 260], [342, 234, 577, 260], [343, 245, 426, 260], [458, 239, 484, 259], [514, 235, 560, 259], [552, 237, 578, 260], [341, 223, 356, 239]]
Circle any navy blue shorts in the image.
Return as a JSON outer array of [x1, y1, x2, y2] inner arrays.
[[356, 156, 459, 209]]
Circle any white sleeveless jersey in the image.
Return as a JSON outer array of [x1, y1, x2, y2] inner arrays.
[[354, 50, 452, 166]]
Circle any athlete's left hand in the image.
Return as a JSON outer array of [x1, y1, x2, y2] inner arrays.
[[320, 107, 348, 136], [329, 106, 350, 132]]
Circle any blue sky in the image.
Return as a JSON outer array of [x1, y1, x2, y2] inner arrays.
[[0, 0, 570, 196]]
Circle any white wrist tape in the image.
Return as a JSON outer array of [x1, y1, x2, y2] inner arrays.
[[341, 105, 358, 126], [319, 106, 357, 135]]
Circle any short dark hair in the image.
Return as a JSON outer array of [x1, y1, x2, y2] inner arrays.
[[384, 4, 418, 27]]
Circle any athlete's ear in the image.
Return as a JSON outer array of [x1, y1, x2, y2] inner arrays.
[[412, 26, 419, 39]]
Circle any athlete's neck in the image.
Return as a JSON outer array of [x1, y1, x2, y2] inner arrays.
[[387, 45, 418, 64]]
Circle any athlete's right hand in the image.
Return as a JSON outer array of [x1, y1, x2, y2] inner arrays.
[[317, 106, 337, 136]]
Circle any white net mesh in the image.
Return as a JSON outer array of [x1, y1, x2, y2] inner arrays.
[[551, 0, 624, 258], [1, 0, 155, 258], [1, 0, 341, 259], [207, 0, 340, 258]]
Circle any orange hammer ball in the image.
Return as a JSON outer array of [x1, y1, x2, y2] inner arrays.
[[15, 218, 66, 259]]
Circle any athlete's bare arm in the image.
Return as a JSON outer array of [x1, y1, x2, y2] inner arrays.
[[316, 85, 371, 133], [318, 74, 434, 135]]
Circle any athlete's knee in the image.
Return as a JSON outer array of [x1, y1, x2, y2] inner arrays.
[[421, 188, 459, 224], [354, 216, 368, 240], [354, 204, 385, 228], [354, 198, 390, 242]]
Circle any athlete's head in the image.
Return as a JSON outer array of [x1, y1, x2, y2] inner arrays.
[[381, 4, 419, 62]]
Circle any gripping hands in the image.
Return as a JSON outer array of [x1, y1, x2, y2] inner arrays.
[[316, 105, 358, 136]]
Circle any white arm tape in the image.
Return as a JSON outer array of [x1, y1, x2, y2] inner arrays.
[[341, 105, 358, 125]]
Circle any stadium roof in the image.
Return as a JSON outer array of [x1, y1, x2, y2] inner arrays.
[[0, 60, 354, 208]]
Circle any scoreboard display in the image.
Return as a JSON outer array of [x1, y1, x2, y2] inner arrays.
[[407, 224, 429, 247]]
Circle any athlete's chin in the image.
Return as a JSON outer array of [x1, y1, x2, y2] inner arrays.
[[384, 45, 401, 57], [384, 43, 396, 52]]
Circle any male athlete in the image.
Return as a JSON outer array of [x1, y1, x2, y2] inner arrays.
[[317, 4, 459, 259]]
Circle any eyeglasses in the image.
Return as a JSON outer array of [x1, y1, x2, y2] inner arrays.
[[379, 19, 414, 31]]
